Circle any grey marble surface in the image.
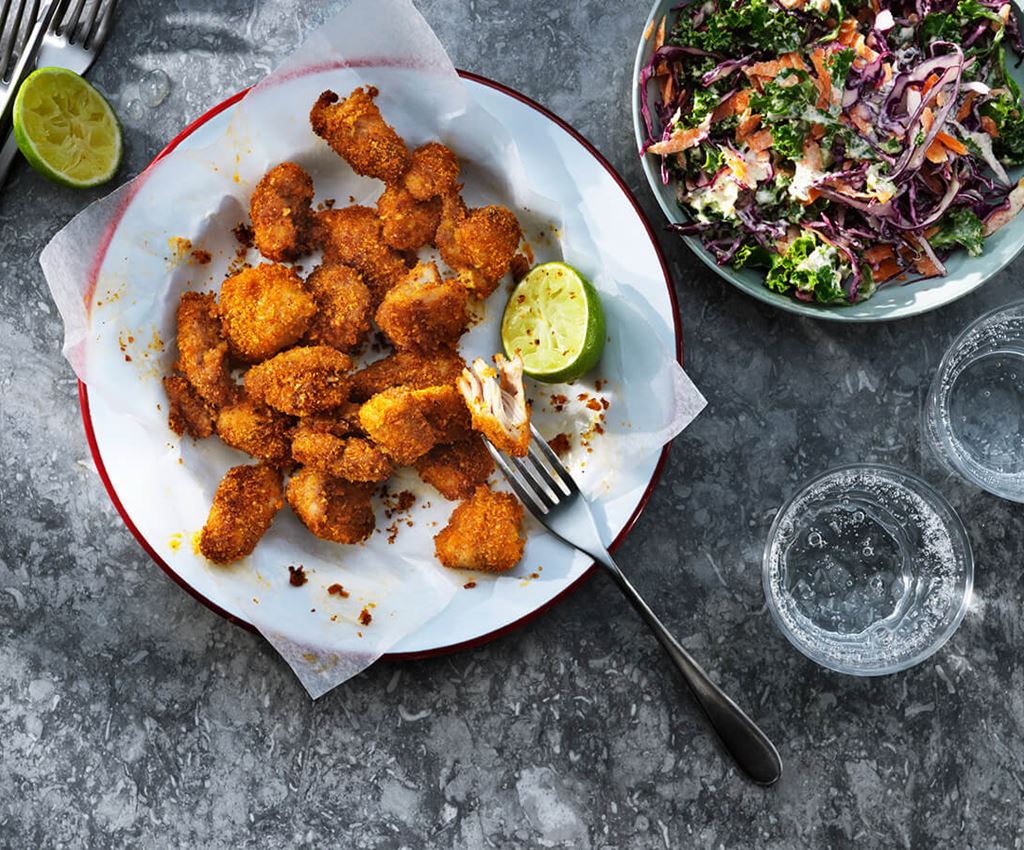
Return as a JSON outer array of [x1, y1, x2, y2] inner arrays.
[[2, 1, 1024, 847]]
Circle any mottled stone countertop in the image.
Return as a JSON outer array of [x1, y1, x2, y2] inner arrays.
[[3, 1, 1024, 847]]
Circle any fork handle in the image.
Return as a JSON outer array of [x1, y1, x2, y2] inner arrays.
[[594, 552, 783, 786], [0, 133, 20, 189]]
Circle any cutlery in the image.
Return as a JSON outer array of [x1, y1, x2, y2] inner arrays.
[[487, 424, 784, 786], [0, 0, 117, 188]]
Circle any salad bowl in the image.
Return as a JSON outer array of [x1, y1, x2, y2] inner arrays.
[[632, 0, 1024, 321]]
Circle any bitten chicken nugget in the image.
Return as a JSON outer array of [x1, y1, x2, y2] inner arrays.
[[250, 162, 316, 262], [199, 464, 284, 564], [304, 264, 373, 352], [458, 354, 530, 456], [375, 262, 469, 351], [402, 142, 459, 201], [350, 349, 466, 401], [414, 436, 494, 500], [309, 87, 410, 183], [164, 375, 215, 439], [286, 467, 375, 544], [176, 291, 237, 408], [435, 191, 522, 298], [317, 206, 409, 304], [292, 432, 393, 482], [377, 184, 441, 251], [434, 485, 524, 572], [245, 346, 353, 416], [219, 263, 316, 362], [215, 394, 292, 466], [358, 387, 436, 465]]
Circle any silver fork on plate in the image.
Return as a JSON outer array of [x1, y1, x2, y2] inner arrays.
[[0, 0, 118, 187], [487, 425, 784, 786]]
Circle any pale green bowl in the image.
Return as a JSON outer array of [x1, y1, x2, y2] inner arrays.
[[631, 0, 1024, 321]]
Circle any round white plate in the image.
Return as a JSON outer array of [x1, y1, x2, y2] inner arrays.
[[81, 72, 682, 658]]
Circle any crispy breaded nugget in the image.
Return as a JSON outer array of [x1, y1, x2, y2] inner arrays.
[[199, 464, 283, 564], [415, 385, 473, 444], [358, 387, 436, 465], [286, 467, 375, 544], [414, 436, 494, 500], [402, 142, 459, 201], [176, 291, 237, 408], [219, 263, 317, 362], [304, 264, 373, 352], [250, 162, 316, 262], [215, 394, 292, 466], [291, 403, 364, 441], [309, 87, 410, 183], [164, 375, 215, 439], [245, 346, 353, 416], [292, 432, 393, 482], [458, 354, 530, 456], [350, 349, 466, 401], [375, 262, 469, 351], [316, 206, 409, 304], [377, 184, 441, 251], [434, 191, 522, 298], [434, 485, 524, 572]]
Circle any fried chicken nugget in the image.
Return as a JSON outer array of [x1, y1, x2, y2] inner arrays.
[[176, 291, 237, 408], [245, 346, 353, 416], [358, 387, 436, 465], [375, 262, 469, 352], [199, 463, 284, 564], [304, 264, 373, 352], [350, 349, 466, 401], [164, 375, 215, 439], [435, 191, 522, 298], [309, 86, 410, 184], [458, 354, 530, 456], [291, 403, 364, 441], [215, 394, 293, 466], [416, 385, 473, 444], [286, 467, 375, 544], [434, 485, 525, 572], [292, 432, 393, 482], [402, 142, 459, 201], [376, 184, 441, 251], [250, 162, 316, 262], [219, 263, 317, 363], [316, 206, 409, 304], [414, 436, 494, 500]]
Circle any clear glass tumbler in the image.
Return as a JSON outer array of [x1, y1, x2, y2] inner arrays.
[[762, 465, 973, 676], [924, 301, 1024, 501]]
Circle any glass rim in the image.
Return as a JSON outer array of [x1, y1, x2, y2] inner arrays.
[[761, 463, 974, 677]]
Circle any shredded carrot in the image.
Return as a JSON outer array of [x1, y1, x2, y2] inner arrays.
[[660, 74, 674, 106], [981, 115, 999, 137], [921, 73, 941, 97], [644, 19, 655, 40], [870, 0, 880, 13], [925, 139, 949, 163], [810, 122, 826, 140], [957, 92, 978, 121], [653, 15, 666, 52], [648, 124, 708, 155], [838, 18, 859, 45], [937, 131, 968, 155], [920, 106, 935, 134], [810, 48, 831, 109], [882, 63, 894, 84], [915, 254, 942, 276]]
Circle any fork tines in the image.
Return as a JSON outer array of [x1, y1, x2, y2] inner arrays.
[[486, 425, 578, 515], [0, 0, 36, 83], [59, 0, 113, 50]]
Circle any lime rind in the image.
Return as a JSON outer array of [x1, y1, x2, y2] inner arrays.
[[13, 67, 122, 188]]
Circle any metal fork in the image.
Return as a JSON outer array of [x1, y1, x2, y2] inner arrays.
[[488, 425, 784, 786], [0, 0, 117, 187]]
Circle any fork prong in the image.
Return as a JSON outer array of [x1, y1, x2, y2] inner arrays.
[[526, 442, 571, 497], [83, 0, 114, 50], [47, 0, 69, 34], [59, 0, 85, 40], [529, 424, 580, 495], [508, 454, 561, 510], [78, 0, 101, 48], [0, 0, 27, 81], [487, 445, 550, 516]]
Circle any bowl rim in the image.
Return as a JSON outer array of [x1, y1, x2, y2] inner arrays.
[[760, 462, 975, 676], [630, 0, 1024, 322]]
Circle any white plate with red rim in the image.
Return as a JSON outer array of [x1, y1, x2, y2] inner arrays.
[[78, 69, 684, 659]]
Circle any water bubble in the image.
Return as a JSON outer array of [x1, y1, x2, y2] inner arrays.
[[124, 98, 144, 122], [853, 510, 865, 523], [863, 546, 874, 557], [140, 69, 170, 107], [808, 531, 824, 548]]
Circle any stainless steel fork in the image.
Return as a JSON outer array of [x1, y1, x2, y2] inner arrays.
[[0, 0, 117, 187], [487, 425, 784, 786]]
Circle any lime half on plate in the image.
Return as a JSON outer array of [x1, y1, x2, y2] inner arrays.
[[13, 67, 122, 188], [501, 261, 605, 384]]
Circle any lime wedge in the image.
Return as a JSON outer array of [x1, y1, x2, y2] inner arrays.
[[13, 67, 122, 188], [501, 261, 606, 384]]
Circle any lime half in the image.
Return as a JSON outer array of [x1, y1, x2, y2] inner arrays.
[[13, 67, 122, 188], [501, 261, 606, 383]]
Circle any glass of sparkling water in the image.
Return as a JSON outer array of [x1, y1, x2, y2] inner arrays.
[[763, 465, 973, 675], [924, 301, 1024, 501]]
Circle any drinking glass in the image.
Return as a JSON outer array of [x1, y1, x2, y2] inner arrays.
[[762, 465, 973, 676], [924, 301, 1024, 501]]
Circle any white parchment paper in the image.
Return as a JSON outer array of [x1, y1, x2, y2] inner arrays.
[[39, 0, 706, 697]]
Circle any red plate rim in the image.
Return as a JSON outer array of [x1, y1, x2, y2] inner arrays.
[[76, 68, 684, 661]]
